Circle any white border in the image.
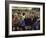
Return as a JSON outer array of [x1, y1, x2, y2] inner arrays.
[[9, 4, 43, 35]]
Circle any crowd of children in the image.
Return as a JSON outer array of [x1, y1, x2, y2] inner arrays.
[[12, 11, 40, 31]]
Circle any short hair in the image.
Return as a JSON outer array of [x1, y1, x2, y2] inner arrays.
[[23, 13, 25, 15], [17, 13, 21, 14]]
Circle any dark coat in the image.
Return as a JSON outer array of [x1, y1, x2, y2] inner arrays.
[[32, 20, 40, 30], [24, 18, 32, 26]]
